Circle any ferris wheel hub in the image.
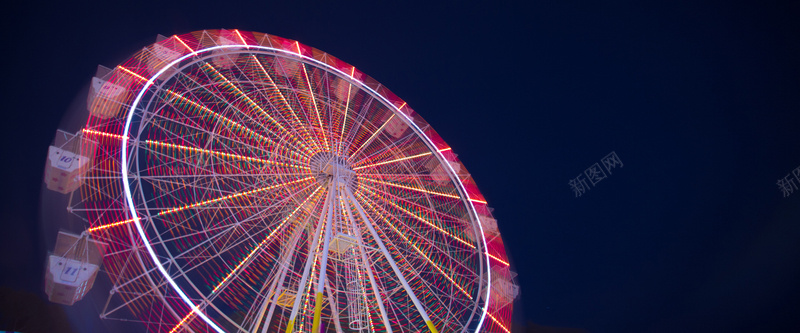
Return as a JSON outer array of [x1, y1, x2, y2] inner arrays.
[[309, 151, 356, 190]]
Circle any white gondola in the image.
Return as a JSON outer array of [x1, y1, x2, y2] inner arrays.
[[145, 36, 183, 78], [488, 266, 520, 310], [87, 66, 129, 119], [426, 154, 463, 185], [45, 231, 107, 305], [465, 212, 500, 242], [44, 130, 94, 194], [274, 55, 301, 80], [211, 29, 242, 68], [333, 76, 357, 102]]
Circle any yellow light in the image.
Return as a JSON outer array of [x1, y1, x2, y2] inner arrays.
[[165, 89, 306, 160], [487, 252, 510, 266], [169, 311, 194, 333], [356, 194, 473, 299], [158, 177, 313, 216], [173, 35, 194, 53], [81, 128, 128, 140], [87, 218, 137, 233], [339, 82, 351, 155], [300, 62, 329, 151], [199, 64, 314, 155], [486, 312, 510, 333], [353, 147, 452, 171], [118, 66, 148, 82], [358, 185, 476, 249], [233, 29, 248, 46], [350, 114, 394, 158], [146, 140, 308, 170], [360, 177, 461, 200]]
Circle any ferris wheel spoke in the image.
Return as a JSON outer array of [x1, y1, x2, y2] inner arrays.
[[342, 187, 441, 333], [148, 176, 314, 217], [270, 57, 330, 155], [247, 200, 321, 332], [198, 62, 316, 156], [352, 150, 433, 172], [336, 72, 355, 157], [359, 174, 462, 201], [143, 101, 308, 166], [163, 89, 303, 161], [351, 129, 420, 168], [285, 184, 333, 333], [150, 188, 300, 254], [142, 139, 307, 171], [208, 185, 325, 297], [364, 212, 480, 294], [355, 190, 480, 301], [370, 238, 468, 331], [248, 55, 326, 155], [145, 100, 298, 167], [360, 180, 467, 228], [299, 63, 331, 152], [139, 151, 305, 192], [340, 191, 394, 333], [358, 184, 475, 250], [147, 179, 318, 243], [372, 232, 468, 329], [349, 113, 394, 161], [340, 95, 376, 156], [139, 112, 264, 161]]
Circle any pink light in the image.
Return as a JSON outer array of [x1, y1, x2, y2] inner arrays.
[[173, 35, 195, 53]]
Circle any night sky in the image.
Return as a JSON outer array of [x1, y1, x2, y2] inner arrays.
[[1, 1, 799, 332]]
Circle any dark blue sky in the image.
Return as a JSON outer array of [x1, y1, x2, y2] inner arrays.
[[1, 1, 799, 332]]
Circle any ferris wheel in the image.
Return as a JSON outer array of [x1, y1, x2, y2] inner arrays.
[[47, 29, 517, 333]]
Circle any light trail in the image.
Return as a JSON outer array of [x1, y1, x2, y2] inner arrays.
[[145, 140, 308, 170], [211, 186, 324, 294], [173, 35, 195, 53], [88, 177, 315, 233], [356, 194, 473, 299], [353, 147, 452, 171], [360, 177, 463, 201], [232, 29, 248, 46], [87, 218, 137, 233], [349, 114, 394, 158], [200, 63, 314, 155], [356, 186, 475, 249], [158, 176, 313, 216], [486, 312, 510, 333], [81, 128, 128, 140], [299, 62, 329, 151], [118, 66, 148, 82], [487, 252, 510, 266], [353, 151, 430, 171], [168, 311, 195, 333], [338, 67, 355, 156], [250, 55, 321, 153], [165, 89, 305, 160]]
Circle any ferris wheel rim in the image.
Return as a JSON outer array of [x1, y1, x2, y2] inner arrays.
[[115, 40, 493, 332]]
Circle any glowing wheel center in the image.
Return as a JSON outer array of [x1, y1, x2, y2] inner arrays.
[[309, 151, 356, 190]]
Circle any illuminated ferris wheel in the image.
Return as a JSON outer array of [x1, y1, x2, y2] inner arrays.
[[46, 29, 517, 333]]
